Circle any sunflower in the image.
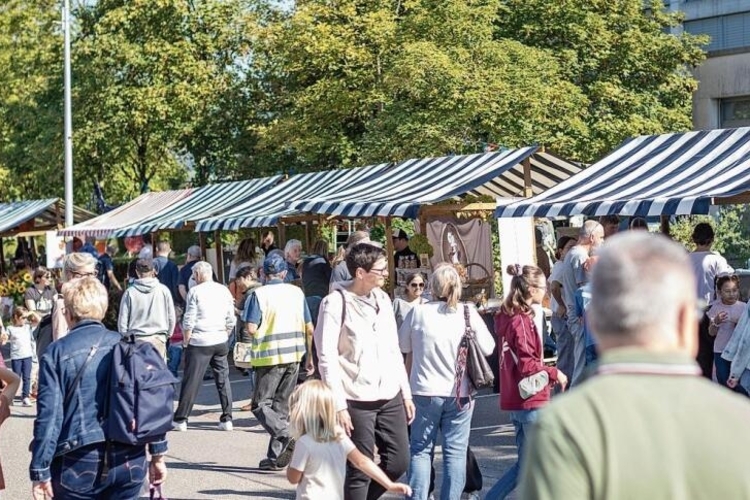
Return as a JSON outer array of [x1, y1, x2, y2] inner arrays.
[[0, 284, 7, 297], [22, 272, 32, 283]]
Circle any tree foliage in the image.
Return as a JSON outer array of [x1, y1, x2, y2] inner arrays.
[[0, 0, 708, 207]]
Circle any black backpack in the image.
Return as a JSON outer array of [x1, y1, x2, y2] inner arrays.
[[107, 335, 178, 445]]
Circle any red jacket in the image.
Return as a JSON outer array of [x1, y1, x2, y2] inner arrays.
[[495, 311, 559, 411]]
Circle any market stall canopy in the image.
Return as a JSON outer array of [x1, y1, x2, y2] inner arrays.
[[58, 190, 193, 238], [495, 127, 750, 218], [0, 199, 94, 237], [285, 147, 581, 219], [195, 164, 392, 232], [111, 176, 282, 237]]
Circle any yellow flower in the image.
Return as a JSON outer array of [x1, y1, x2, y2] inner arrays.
[[22, 272, 32, 283], [16, 284, 26, 295], [0, 285, 7, 297]]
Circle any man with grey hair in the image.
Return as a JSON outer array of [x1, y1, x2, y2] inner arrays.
[[284, 239, 302, 282], [173, 261, 236, 432], [178, 245, 203, 305], [519, 232, 750, 499], [558, 220, 604, 386]]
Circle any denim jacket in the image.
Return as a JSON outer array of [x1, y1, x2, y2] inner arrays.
[[30, 320, 168, 482]]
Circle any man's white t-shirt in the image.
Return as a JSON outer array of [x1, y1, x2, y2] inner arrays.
[[289, 434, 356, 500], [689, 251, 733, 304]]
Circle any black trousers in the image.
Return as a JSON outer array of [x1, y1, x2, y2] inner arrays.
[[252, 363, 299, 461], [345, 394, 409, 500], [697, 312, 715, 379], [174, 343, 233, 423]]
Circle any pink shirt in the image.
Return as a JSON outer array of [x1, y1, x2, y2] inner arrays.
[[708, 301, 746, 353]]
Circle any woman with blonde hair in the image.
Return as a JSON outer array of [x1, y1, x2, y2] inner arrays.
[[286, 380, 411, 499], [486, 264, 567, 499], [398, 263, 494, 499]]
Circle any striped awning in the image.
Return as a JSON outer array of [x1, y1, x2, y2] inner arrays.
[[113, 176, 282, 237], [0, 199, 95, 237], [195, 165, 391, 231], [58, 190, 193, 237], [495, 127, 750, 218], [286, 147, 582, 218]]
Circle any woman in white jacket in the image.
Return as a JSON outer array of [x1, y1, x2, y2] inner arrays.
[[314, 242, 414, 500]]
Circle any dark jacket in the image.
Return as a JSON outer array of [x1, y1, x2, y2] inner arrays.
[[495, 311, 559, 411], [301, 254, 332, 298], [30, 320, 168, 481]]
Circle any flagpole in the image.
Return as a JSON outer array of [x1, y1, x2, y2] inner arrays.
[[63, 0, 74, 227]]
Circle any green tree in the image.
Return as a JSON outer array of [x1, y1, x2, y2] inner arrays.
[[494, 0, 707, 162], [253, 0, 589, 169]]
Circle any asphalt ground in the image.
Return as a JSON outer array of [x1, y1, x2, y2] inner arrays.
[[1, 368, 520, 500]]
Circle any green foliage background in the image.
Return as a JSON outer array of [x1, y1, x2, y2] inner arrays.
[[670, 206, 750, 268], [0, 0, 706, 210]]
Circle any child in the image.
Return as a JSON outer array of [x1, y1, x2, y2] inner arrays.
[[286, 380, 412, 500], [1, 307, 38, 406], [167, 306, 184, 379], [708, 274, 746, 390]]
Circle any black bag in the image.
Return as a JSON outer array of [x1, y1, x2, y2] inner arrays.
[[108, 335, 178, 445], [464, 446, 483, 492], [460, 304, 495, 390]]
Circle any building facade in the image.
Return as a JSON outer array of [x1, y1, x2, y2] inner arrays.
[[672, 0, 750, 129]]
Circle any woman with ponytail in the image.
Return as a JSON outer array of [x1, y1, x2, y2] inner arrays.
[[485, 264, 568, 500]]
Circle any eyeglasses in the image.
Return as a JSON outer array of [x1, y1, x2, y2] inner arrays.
[[409, 283, 425, 289], [368, 267, 388, 276]]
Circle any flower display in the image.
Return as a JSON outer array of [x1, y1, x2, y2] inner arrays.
[[0, 271, 34, 306]]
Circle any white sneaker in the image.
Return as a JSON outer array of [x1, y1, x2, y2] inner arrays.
[[172, 420, 187, 432], [462, 493, 481, 500], [218, 420, 233, 431], [22, 398, 32, 407]]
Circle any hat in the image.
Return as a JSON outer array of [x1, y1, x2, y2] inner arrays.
[[263, 254, 288, 275], [135, 258, 155, 274], [392, 229, 408, 240]]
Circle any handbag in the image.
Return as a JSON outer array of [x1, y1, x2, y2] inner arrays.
[[455, 304, 494, 409], [233, 342, 253, 369], [505, 317, 549, 399]]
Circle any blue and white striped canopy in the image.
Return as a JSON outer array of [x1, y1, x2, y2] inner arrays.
[[195, 164, 391, 231], [287, 148, 581, 219], [496, 128, 750, 218], [113, 176, 282, 237]]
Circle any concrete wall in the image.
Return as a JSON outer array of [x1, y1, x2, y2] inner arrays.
[[692, 51, 750, 129]]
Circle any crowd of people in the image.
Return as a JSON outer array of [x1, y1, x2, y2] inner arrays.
[[0, 218, 748, 499]]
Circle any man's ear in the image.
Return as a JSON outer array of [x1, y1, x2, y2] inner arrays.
[[675, 298, 698, 357]]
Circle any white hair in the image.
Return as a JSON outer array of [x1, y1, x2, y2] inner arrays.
[[589, 232, 694, 344], [579, 220, 603, 238], [284, 239, 302, 258], [429, 263, 462, 311], [192, 261, 213, 280]]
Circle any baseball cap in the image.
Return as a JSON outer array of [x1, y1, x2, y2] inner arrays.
[[392, 229, 408, 240], [135, 258, 155, 274], [263, 254, 288, 275]]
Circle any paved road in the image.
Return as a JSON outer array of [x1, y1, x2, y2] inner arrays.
[[2, 370, 520, 499]]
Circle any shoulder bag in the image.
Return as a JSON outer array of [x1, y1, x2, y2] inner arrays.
[[455, 304, 495, 408], [505, 316, 549, 399]]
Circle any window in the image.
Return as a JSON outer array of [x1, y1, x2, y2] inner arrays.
[[684, 12, 750, 52], [721, 97, 750, 129]]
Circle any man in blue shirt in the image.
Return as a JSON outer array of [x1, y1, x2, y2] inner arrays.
[[154, 241, 179, 305]]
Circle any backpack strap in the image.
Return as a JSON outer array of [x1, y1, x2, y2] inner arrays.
[[63, 335, 105, 407], [454, 303, 472, 410]]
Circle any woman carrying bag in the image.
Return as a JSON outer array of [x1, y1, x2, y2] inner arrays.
[[486, 264, 568, 500]]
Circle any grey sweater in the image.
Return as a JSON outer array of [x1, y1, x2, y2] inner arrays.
[[118, 278, 176, 338]]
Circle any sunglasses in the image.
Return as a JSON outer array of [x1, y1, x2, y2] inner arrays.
[[409, 283, 425, 289]]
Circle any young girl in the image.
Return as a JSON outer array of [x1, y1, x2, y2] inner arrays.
[[286, 380, 412, 500], [708, 274, 746, 389], [1, 307, 38, 406]]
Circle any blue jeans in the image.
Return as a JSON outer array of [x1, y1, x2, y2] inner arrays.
[[50, 442, 147, 499], [11, 356, 32, 398], [167, 344, 183, 378], [409, 395, 474, 500], [485, 409, 539, 500]]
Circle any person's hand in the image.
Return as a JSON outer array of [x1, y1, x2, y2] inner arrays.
[[337, 409, 354, 437], [714, 311, 728, 326], [305, 357, 315, 376], [555, 305, 567, 318], [403, 398, 415, 424], [728, 376, 739, 389], [32, 480, 54, 499], [387, 482, 412, 496], [149, 455, 168, 485], [557, 371, 569, 391]]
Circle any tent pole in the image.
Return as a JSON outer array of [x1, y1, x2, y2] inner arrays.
[[214, 230, 225, 284], [304, 220, 311, 252], [384, 217, 396, 297], [278, 223, 286, 249], [522, 158, 533, 198], [199, 232, 207, 260]]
